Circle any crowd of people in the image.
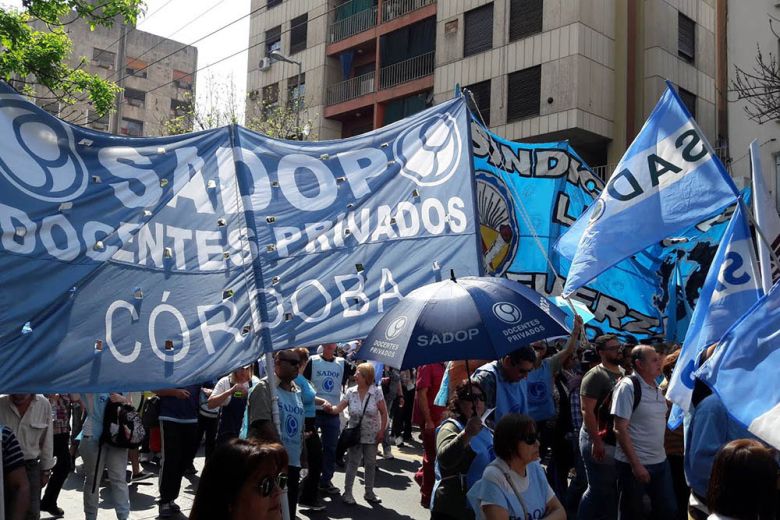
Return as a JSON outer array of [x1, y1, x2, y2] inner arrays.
[[2, 317, 779, 520]]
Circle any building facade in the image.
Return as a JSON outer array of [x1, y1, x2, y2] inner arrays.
[[726, 0, 780, 208], [28, 16, 198, 137], [247, 1, 726, 175]]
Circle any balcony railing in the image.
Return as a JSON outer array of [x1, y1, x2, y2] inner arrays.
[[327, 71, 376, 105], [379, 51, 434, 89], [329, 2, 377, 43], [382, 0, 435, 23]]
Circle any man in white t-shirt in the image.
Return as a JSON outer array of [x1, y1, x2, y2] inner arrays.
[[611, 345, 677, 519]]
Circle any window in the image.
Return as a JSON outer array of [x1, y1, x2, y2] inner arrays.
[[509, 0, 543, 42], [92, 48, 116, 69], [267, 0, 282, 7], [126, 57, 148, 78], [266, 26, 282, 58], [464, 4, 493, 57], [507, 65, 541, 121], [171, 99, 190, 117], [262, 83, 279, 117], [123, 87, 145, 109], [290, 13, 308, 54], [465, 80, 491, 125], [678, 13, 695, 63], [120, 118, 143, 137], [679, 87, 696, 119], [287, 74, 305, 110], [172, 70, 193, 90]]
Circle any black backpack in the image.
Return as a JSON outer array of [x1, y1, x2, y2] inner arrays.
[[101, 401, 146, 449], [596, 374, 641, 446]]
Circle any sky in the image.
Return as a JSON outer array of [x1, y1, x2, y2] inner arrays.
[[2, 0, 252, 119]]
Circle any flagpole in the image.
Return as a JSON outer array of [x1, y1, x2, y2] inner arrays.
[[743, 198, 780, 273]]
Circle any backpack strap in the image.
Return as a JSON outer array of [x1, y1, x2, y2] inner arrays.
[[629, 375, 642, 412]]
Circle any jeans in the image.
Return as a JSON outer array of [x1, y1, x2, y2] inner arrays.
[[24, 460, 41, 520], [81, 438, 129, 520], [300, 418, 323, 503], [344, 443, 378, 497], [41, 433, 72, 509], [316, 412, 341, 485], [159, 420, 200, 504], [565, 434, 587, 516], [616, 459, 677, 519], [577, 429, 618, 520]]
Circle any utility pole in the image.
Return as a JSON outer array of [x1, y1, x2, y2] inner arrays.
[[110, 21, 127, 134]]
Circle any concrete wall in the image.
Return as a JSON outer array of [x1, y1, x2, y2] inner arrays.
[[31, 17, 197, 137], [727, 0, 780, 208]]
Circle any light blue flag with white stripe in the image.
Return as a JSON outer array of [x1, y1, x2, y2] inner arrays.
[[695, 279, 780, 449], [559, 82, 739, 297], [666, 201, 762, 423]]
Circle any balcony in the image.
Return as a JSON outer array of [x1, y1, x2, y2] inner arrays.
[[379, 51, 434, 89], [327, 71, 376, 105], [382, 0, 435, 23], [329, 1, 377, 43]]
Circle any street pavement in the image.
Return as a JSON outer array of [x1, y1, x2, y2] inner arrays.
[[49, 438, 428, 520]]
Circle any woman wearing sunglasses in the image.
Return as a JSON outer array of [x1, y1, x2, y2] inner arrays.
[[208, 365, 257, 444], [468, 413, 565, 520], [189, 438, 288, 520], [431, 380, 494, 520]]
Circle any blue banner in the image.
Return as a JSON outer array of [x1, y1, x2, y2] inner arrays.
[[0, 83, 479, 391], [472, 122, 665, 338], [559, 83, 739, 297]]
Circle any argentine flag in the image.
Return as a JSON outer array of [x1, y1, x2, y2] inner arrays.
[[695, 280, 780, 449], [560, 82, 739, 297], [666, 201, 762, 421]]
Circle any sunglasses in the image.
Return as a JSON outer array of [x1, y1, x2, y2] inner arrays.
[[460, 393, 485, 402], [519, 432, 539, 445], [279, 357, 301, 367], [258, 472, 288, 497]]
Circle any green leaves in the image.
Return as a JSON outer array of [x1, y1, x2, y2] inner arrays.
[[1, 0, 144, 118]]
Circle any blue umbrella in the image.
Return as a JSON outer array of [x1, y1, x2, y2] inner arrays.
[[357, 276, 570, 369]]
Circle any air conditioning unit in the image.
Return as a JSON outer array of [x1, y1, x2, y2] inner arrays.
[[259, 57, 272, 72]]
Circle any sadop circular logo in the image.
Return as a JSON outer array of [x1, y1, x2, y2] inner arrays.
[[322, 377, 335, 393], [529, 382, 546, 399], [385, 316, 408, 340], [493, 302, 523, 324], [394, 113, 462, 187], [0, 96, 88, 202], [589, 199, 606, 224], [285, 414, 299, 437]]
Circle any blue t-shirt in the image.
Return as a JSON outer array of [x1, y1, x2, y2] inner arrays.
[[159, 384, 201, 423], [467, 458, 553, 520], [295, 374, 318, 418], [83, 393, 111, 439]]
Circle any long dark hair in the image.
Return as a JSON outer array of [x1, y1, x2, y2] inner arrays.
[[707, 438, 778, 520], [189, 438, 288, 520], [446, 379, 484, 423]]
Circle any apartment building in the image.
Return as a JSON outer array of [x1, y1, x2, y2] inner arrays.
[[247, 1, 723, 172], [28, 16, 197, 137], [246, 0, 437, 140]]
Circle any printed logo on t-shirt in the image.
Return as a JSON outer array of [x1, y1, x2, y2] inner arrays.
[[322, 377, 335, 392], [528, 381, 546, 400], [285, 414, 299, 437]]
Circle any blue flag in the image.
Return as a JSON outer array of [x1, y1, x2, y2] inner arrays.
[[695, 280, 780, 449], [559, 83, 739, 297], [666, 201, 762, 418]]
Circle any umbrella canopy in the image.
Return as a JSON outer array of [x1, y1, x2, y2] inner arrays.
[[357, 276, 570, 369]]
